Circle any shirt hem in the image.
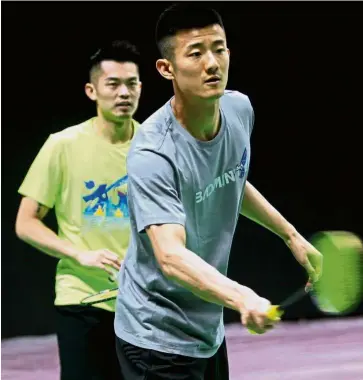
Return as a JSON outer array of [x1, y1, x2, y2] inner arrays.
[[114, 326, 220, 359]]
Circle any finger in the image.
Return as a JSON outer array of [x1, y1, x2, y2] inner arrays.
[[309, 256, 323, 280], [102, 258, 121, 271], [105, 255, 122, 267], [314, 266, 323, 281], [303, 261, 318, 282], [102, 256, 120, 267], [251, 313, 265, 329], [104, 250, 121, 261], [100, 249, 116, 259], [241, 310, 249, 327]]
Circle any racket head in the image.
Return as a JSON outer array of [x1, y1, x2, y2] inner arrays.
[[310, 231, 363, 315], [80, 288, 119, 306]]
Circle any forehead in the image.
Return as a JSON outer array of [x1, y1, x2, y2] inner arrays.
[[174, 24, 226, 49], [98, 60, 139, 79]]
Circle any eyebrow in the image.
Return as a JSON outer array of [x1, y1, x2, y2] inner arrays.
[[186, 39, 226, 50], [105, 76, 138, 82]]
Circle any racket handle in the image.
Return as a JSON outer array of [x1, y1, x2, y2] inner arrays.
[[267, 305, 284, 320], [247, 305, 283, 335]]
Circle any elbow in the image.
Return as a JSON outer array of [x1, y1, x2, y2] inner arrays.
[[158, 252, 173, 278], [157, 250, 180, 279], [15, 219, 28, 241]]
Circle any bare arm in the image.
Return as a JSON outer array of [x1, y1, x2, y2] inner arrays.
[[15, 197, 121, 274], [146, 223, 270, 324], [15, 197, 81, 260], [240, 181, 297, 242], [240, 181, 322, 281]]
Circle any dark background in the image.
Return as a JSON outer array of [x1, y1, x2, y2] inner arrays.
[[2, 1, 362, 339]]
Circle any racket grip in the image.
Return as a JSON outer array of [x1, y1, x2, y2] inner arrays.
[[247, 305, 283, 335], [267, 305, 284, 320]]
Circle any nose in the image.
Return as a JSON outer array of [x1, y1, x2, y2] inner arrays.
[[118, 84, 130, 99], [204, 51, 219, 74]]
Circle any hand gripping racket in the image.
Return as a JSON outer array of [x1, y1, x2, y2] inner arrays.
[[80, 268, 119, 306]]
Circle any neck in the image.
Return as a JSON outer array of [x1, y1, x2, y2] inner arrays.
[[171, 93, 220, 141], [94, 113, 134, 144]]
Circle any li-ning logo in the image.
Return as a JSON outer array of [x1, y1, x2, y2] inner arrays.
[[195, 148, 248, 204]]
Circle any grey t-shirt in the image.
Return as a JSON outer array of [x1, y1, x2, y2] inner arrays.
[[115, 90, 254, 358]]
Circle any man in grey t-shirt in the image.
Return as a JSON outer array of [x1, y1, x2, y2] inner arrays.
[[115, 4, 323, 380]]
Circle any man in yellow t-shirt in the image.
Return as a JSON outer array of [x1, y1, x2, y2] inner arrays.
[[15, 40, 142, 380]]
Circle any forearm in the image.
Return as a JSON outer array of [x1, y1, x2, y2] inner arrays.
[[16, 218, 79, 261], [162, 246, 251, 312], [240, 181, 297, 242]]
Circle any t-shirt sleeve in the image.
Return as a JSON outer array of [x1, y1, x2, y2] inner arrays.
[[247, 96, 255, 137], [18, 134, 63, 208], [226, 91, 255, 137], [127, 149, 186, 233], [237, 93, 254, 137]]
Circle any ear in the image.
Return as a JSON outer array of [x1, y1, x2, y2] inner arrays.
[[85, 83, 97, 101], [156, 59, 174, 81]]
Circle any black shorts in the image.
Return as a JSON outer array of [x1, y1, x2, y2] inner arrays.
[[55, 305, 120, 380], [115, 336, 229, 380]]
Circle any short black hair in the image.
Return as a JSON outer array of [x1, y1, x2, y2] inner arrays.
[[155, 3, 225, 60], [88, 40, 141, 82]]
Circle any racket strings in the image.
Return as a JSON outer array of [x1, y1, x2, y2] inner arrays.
[[312, 231, 363, 314]]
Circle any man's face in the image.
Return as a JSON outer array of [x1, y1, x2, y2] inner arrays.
[[89, 60, 142, 122], [170, 24, 230, 101]]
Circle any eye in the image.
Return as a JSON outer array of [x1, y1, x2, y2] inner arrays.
[[107, 83, 118, 88], [216, 48, 226, 54], [189, 51, 201, 58]]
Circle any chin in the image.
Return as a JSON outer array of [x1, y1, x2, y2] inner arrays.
[[203, 89, 224, 101], [106, 114, 131, 124], [113, 112, 132, 120]]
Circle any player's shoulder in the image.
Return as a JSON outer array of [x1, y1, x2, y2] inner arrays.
[[220, 90, 255, 136], [47, 118, 94, 145], [128, 101, 177, 171], [221, 90, 253, 114], [131, 101, 172, 154]]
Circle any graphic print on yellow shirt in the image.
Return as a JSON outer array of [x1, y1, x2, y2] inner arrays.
[[82, 175, 129, 231]]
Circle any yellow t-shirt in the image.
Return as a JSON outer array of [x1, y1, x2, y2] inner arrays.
[[18, 117, 139, 311]]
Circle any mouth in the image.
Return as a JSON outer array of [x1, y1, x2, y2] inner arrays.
[[204, 76, 221, 85], [115, 102, 132, 109]]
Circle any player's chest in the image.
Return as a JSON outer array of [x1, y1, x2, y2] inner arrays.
[[176, 130, 250, 205], [62, 143, 129, 192]]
